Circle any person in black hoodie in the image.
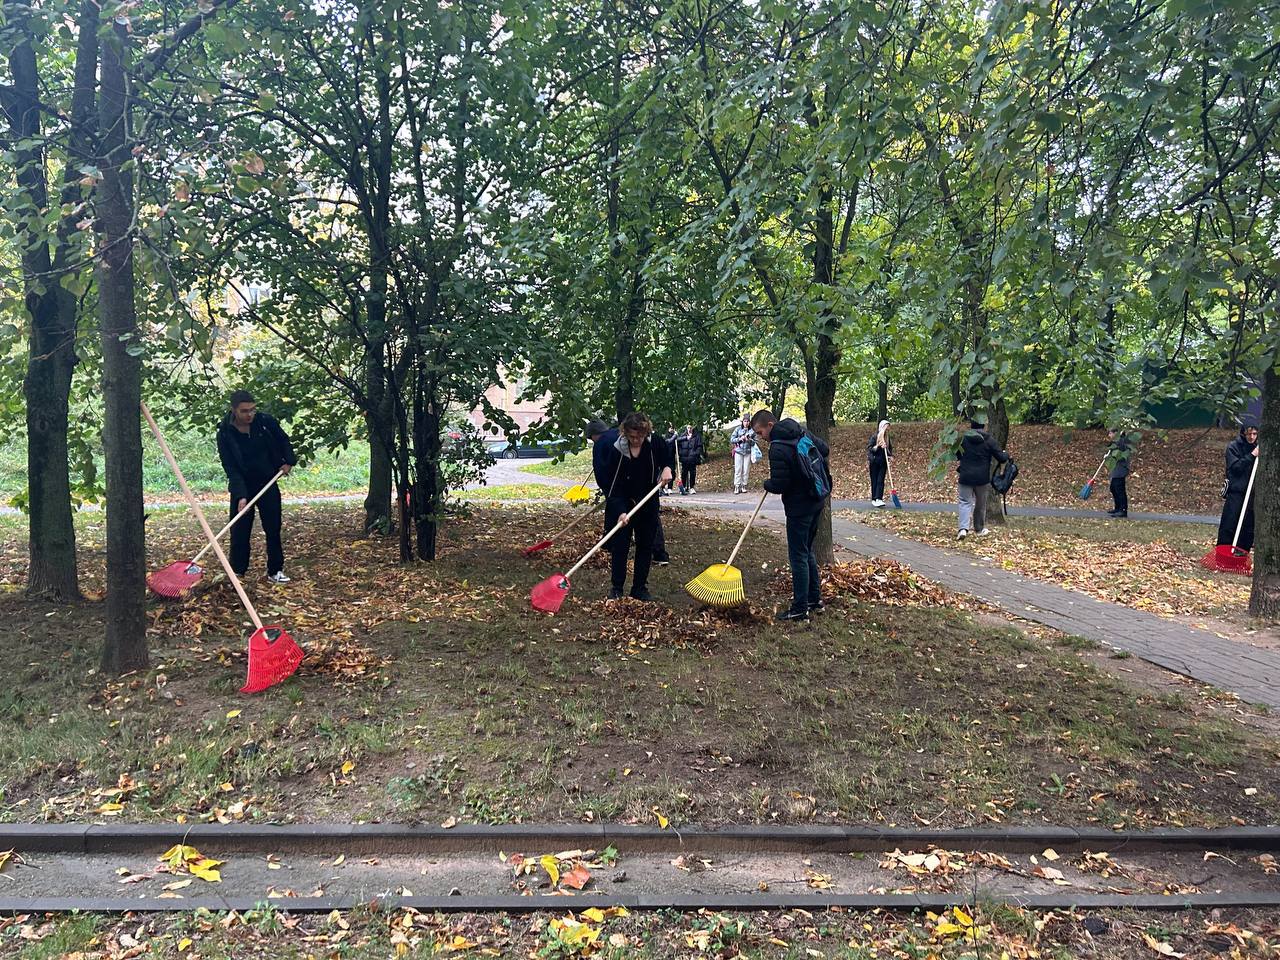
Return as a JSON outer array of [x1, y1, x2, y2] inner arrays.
[[592, 412, 674, 600], [216, 390, 297, 582], [954, 417, 1008, 540], [1217, 419, 1261, 551], [587, 419, 670, 566], [1105, 428, 1133, 518], [751, 409, 831, 622], [676, 425, 704, 494]]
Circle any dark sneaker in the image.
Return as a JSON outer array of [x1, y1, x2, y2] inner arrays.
[[809, 600, 825, 614], [629, 588, 655, 602], [775, 608, 810, 622], [607, 587, 624, 601]]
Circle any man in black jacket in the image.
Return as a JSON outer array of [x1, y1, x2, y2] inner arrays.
[[751, 409, 830, 622], [216, 390, 297, 582], [955, 418, 1008, 540], [1105, 428, 1133, 518]]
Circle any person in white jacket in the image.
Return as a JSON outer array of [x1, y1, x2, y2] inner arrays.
[[730, 414, 755, 493]]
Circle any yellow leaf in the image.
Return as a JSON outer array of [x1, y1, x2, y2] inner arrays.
[[95, 802, 124, 814], [177, 938, 192, 952], [952, 906, 974, 926], [0, 850, 12, 873], [340, 760, 355, 776], [333, 854, 345, 866], [540, 854, 561, 887], [653, 808, 669, 829], [226, 709, 241, 719], [189, 857, 223, 883], [163, 879, 193, 891]]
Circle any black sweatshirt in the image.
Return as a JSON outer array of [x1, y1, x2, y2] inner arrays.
[[216, 412, 297, 502]]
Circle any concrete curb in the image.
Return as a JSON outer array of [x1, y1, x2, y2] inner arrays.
[[4, 823, 1279, 855]]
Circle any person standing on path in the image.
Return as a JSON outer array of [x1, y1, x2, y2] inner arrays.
[[216, 390, 297, 583], [1216, 419, 1261, 552], [955, 417, 1008, 540], [587, 420, 670, 566], [592, 413, 674, 600], [676, 424, 704, 494], [1105, 428, 1133, 518], [730, 415, 755, 494], [866, 419, 893, 507], [751, 409, 831, 622]]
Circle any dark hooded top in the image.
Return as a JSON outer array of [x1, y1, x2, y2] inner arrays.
[[762, 418, 830, 511], [216, 411, 296, 502], [1106, 434, 1133, 480], [866, 432, 893, 466], [955, 427, 1008, 487], [1224, 421, 1259, 496], [676, 431, 704, 465], [593, 429, 674, 503]]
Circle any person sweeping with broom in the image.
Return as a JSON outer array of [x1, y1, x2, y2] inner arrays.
[[867, 419, 893, 507], [1215, 419, 1260, 558], [593, 413, 674, 601]]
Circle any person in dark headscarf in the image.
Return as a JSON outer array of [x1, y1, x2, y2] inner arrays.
[[1216, 419, 1260, 551]]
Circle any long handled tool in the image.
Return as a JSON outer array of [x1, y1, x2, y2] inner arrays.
[[1201, 455, 1259, 575], [1078, 456, 1106, 500], [141, 402, 303, 693], [149, 468, 285, 597], [531, 479, 666, 613], [685, 492, 768, 607], [562, 463, 594, 503], [521, 500, 603, 557], [885, 457, 903, 509]]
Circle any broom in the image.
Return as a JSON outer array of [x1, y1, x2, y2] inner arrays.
[[885, 457, 903, 509], [1078, 457, 1106, 500], [521, 500, 603, 557], [685, 492, 768, 608], [1201, 455, 1259, 575]]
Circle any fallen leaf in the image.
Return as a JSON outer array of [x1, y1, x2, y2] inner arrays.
[[560, 864, 591, 890], [1042, 848, 1060, 861], [340, 760, 355, 776], [225, 709, 241, 719], [163, 879, 193, 891], [1141, 932, 1186, 957]]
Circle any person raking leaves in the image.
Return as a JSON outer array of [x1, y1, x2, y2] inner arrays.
[[751, 409, 832, 622], [1206, 418, 1261, 573], [216, 390, 297, 583], [593, 412, 674, 601]]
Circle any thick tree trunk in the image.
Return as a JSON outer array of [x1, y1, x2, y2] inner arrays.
[[6, 9, 82, 600], [96, 23, 148, 674], [876, 356, 889, 423], [984, 394, 1011, 525], [412, 371, 441, 562], [806, 134, 839, 565], [364, 418, 393, 533], [1250, 365, 1279, 619]]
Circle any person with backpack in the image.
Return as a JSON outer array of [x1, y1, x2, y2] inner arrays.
[[676, 424, 704, 494], [866, 419, 892, 507], [1216, 419, 1260, 553], [591, 412, 674, 601], [1105, 428, 1134, 518], [954, 417, 1009, 540], [730, 415, 755, 493], [751, 409, 832, 622]]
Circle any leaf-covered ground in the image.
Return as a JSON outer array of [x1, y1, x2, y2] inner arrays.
[[1, 504, 1277, 833], [6, 903, 1278, 959], [694, 422, 1237, 515], [844, 509, 1257, 625]]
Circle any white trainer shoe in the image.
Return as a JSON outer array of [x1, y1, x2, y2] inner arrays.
[[976, 528, 990, 537], [267, 571, 291, 584], [957, 529, 969, 540]]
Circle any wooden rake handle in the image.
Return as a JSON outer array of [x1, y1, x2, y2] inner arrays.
[[723, 492, 769, 572], [189, 468, 285, 565], [550, 500, 604, 541], [1231, 454, 1260, 549], [564, 479, 665, 582], [141, 401, 264, 631], [1088, 456, 1107, 485]]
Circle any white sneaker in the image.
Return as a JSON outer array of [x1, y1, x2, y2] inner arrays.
[[689, 488, 696, 495], [872, 499, 884, 507], [267, 571, 291, 584], [976, 528, 990, 537], [957, 529, 968, 540]]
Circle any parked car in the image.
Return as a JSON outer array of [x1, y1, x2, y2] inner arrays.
[[484, 437, 569, 460]]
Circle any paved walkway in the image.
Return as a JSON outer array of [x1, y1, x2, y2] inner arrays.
[[676, 496, 1280, 710]]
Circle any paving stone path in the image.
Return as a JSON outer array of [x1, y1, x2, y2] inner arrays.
[[678, 496, 1280, 710]]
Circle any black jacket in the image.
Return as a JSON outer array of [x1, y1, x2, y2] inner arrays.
[[1106, 436, 1132, 480], [955, 428, 1008, 487], [594, 431, 674, 503], [1225, 425, 1258, 495], [676, 432, 704, 465], [216, 412, 296, 502], [866, 433, 892, 466], [763, 418, 830, 511]]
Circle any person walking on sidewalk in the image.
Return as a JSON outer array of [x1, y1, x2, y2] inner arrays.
[[867, 419, 893, 507], [955, 417, 1008, 540], [592, 413, 674, 600], [216, 390, 297, 582], [1216, 419, 1260, 553], [731, 415, 755, 493], [588, 419, 670, 566], [1105, 428, 1134, 518], [676, 424, 704, 494], [751, 409, 832, 622]]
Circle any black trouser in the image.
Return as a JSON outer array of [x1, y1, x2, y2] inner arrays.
[[869, 461, 887, 500], [230, 479, 284, 576], [604, 496, 658, 593], [680, 462, 697, 489], [784, 503, 823, 612], [653, 512, 669, 562], [1218, 490, 1256, 551], [1109, 476, 1128, 514]]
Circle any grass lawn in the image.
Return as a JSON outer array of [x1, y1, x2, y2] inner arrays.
[[520, 449, 594, 482], [843, 509, 1256, 625], [7, 903, 1278, 958], [455, 482, 565, 501], [1, 503, 1276, 835]]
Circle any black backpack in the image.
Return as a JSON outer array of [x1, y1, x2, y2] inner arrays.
[[991, 459, 1019, 494]]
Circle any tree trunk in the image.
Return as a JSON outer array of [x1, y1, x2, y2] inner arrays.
[[984, 395, 1011, 525], [6, 7, 82, 600], [364, 420, 393, 534], [96, 22, 148, 674], [412, 370, 441, 562], [1250, 365, 1279, 619], [876, 354, 889, 423]]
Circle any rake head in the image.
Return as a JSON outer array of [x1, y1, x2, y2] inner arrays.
[[1078, 481, 1094, 500], [531, 573, 571, 613], [685, 563, 746, 608], [1200, 545, 1252, 575], [240, 626, 304, 694], [521, 539, 554, 558], [148, 560, 204, 598], [563, 484, 593, 503]]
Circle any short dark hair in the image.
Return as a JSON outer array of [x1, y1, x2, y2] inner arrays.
[[585, 419, 609, 440], [230, 390, 255, 408], [749, 409, 776, 429]]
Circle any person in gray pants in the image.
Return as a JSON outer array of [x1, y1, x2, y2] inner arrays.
[[954, 418, 1008, 539]]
